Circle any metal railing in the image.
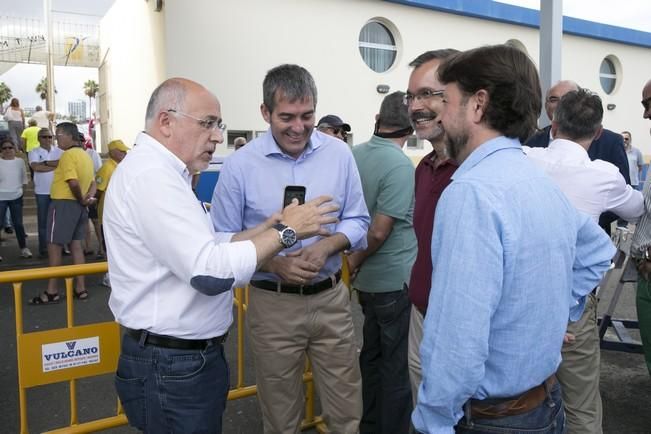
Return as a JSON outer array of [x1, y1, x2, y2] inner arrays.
[[1, 262, 327, 433]]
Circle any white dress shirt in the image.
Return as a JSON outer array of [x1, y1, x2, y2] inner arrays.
[[104, 132, 258, 339], [524, 139, 644, 222], [28, 146, 64, 195]]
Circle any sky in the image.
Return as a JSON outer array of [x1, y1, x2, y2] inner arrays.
[[0, 0, 650, 116]]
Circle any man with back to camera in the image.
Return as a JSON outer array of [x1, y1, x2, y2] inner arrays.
[[30, 122, 96, 304], [629, 78, 651, 380], [412, 44, 615, 433], [524, 89, 643, 434], [317, 114, 351, 143], [103, 77, 339, 433], [403, 49, 459, 402], [525, 80, 631, 234], [347, 91, 416, 434], [211, 64, 370, 433]]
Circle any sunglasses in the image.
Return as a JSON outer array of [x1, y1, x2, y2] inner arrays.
[[39, 135, 53, 139]]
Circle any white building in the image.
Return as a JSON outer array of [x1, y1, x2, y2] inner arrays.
[[67, 99, 87, 121], [98, 0, 651, 158]]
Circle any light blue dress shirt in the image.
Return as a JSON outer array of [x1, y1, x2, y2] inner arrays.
[[211, 129, 370, 282], [412, 137, 615, 433]]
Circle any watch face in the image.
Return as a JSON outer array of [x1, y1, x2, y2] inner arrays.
[[281, 227, 297, 247]]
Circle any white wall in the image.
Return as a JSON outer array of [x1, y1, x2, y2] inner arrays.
[[104, 0, 651, 157], [98, 0, 166, 151]]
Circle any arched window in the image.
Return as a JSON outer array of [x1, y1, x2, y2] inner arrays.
[[358, 21, 397, 73]]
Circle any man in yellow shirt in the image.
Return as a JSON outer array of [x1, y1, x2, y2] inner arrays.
[[21, 119, 41, 153], [95, 139, 129, 287], [30, 122, 96, 305]]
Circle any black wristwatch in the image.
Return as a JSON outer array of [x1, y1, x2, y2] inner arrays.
[[273, 223, 297, 248]]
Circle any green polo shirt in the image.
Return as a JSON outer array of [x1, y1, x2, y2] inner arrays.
[[351, 135, 417, 292]]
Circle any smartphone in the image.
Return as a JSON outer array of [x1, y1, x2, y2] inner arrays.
[[283, 185, 306, 207]]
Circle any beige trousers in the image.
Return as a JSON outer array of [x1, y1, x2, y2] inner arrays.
[[557, 293, 603, 434], [247, 281, 362, 434], [407, 306, 424, 407]]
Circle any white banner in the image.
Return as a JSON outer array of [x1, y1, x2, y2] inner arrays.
[[41, 336, 100, 372]]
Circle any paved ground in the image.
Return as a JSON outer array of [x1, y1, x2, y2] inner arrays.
[[0, 197, 649, 433]]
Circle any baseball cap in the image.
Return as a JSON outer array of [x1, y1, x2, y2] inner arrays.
[[108, 139, 130, 152], [317, 114, 351, 132]]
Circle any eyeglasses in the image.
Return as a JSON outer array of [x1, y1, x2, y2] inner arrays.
[[167, 109, 226, 132], [642, 97, 651, 111], [403, 89, 445, 106], [546, 96, 561, 104], [39, 135, 53, 139], [318, 125, 348, 141]]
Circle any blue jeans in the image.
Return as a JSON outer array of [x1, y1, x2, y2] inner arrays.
[[0, 196, 26, 248], [114, 332, 230, 433], [358, 287, 412, 434], [35, 194, 51, 255], [455, 382, 566, 434]]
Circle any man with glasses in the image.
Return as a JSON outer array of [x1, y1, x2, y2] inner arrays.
[[317, 114, 351, 143], [630, 78, 651, 381], [28, 128, 63, 258], [622, 131, 644, 191], [403, 49, 458, 405], [104, 77, 338, 433], [525, 80, 631, 235], [212, 64, 369, 434]]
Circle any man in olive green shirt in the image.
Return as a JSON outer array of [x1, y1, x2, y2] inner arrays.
[[348, 91, 416, 434]]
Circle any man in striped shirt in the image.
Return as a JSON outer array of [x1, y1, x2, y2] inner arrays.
[[631, 78, 651, 378]]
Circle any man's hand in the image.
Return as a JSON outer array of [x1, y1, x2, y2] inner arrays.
[[266, 255, 320, 285], [563, 333, 576, 344], [286, 242, 330, 272], [281, 195, 339, 240], [345, 251, 364, 280]]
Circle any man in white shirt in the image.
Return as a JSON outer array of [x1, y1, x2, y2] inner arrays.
[[28, 128, 63, 258], [103, 77, 338, 433], [524, 88, 643, 434], [30, 105, 53, 129]]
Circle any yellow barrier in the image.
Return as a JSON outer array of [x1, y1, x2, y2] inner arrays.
[[1, 262, 328, 433]]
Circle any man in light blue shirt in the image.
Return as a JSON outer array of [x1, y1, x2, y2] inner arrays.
[[211, 64, 369, 434], [412, 45, 615, 434]]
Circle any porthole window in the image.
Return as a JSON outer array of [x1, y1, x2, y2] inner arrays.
[[358, 21, 397, 73], [599, 57, 617, 94]]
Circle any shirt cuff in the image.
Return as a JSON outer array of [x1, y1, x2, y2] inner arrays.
[[214, 231, 234, 243]]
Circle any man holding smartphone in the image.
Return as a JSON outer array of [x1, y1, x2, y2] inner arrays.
[[211, 64, 370, 434]]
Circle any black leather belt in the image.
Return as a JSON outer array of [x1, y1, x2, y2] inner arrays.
[[124, 327, 227, 350], [251, 270, 341, 295]]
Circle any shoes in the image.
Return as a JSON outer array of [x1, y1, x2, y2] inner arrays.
[[101, 273, 111, 288], [4, 226, 13, 234], [20, 247, 33, 258], [63, 248, 71, 256], [29, 291, 61, 305], [38, 251, 48, 259]]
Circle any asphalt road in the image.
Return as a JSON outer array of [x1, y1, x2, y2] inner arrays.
[[0, 207, 649, 433]]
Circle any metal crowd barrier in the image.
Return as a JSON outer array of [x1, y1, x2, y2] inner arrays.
[[1, 262, 329, 433]]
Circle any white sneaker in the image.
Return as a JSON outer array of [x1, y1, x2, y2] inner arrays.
[[101, 273, 111, 288], [20, 248, 32, 258]]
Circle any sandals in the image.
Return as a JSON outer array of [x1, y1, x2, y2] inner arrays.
[[73, 289, 89, 300], [29, 291, 61, 305]]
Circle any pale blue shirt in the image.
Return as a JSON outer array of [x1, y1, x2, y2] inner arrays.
[[211, 129, 370, 281], [412, 137, 615, 433]]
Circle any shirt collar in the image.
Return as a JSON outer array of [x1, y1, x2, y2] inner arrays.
[[259, 128, 322, 159], [547, 138, 590, 159], [135, 131, 193, 181], [453, 136, 521, 180]]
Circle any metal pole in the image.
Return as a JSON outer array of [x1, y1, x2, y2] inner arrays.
[[539, 0, 562, 127], [44, 0, 55, 112]]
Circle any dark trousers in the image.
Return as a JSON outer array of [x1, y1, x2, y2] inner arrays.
[[637, 276, 651, 377], [455, 382, 566, 434], [0, 196, 27, 249], [358, 287, 412, 434], [115, 332, 230, 433], [35, 194, 50, 255]]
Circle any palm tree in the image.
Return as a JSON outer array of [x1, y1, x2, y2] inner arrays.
[[0, 82, 12, 112], [83, 79, 99, 120], [36, 77, 57, 110]]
